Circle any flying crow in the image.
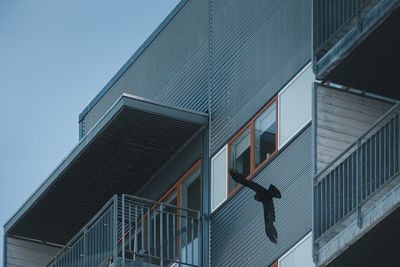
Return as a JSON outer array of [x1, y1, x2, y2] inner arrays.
[[229, 169, 281, 244]]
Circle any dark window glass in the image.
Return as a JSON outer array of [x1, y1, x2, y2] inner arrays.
[[229, 127, 251, 193], [254, 102, 276, 169]]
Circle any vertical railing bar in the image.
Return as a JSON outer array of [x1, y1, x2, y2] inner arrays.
[[153, 208, 157, 257], [397, 114, 400, 173], [113, 195, 118, 265], [141, 207, 144, 255], [129, 203, 132, 252], [134, 205, 138, 258], [197, 213, 202, 267], [147, 208, 151, 255], [167, 213, 170, 260], [179, 214, 182, 263], [390, 118, 394, 177], [191, 217, 194, 265], [185, 216, 188, 264], [160, 204, 164, 267], [383, 125, 387, 182], [173, 213, 176, 260], [122, 195, 125, 260]]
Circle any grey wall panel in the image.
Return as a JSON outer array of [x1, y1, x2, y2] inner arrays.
[[82, 0, 209, 136], [6, 237, 60, 267], [209, 0, 311, 155], [315, 85, 393, 172], [210, 126, 312, 267]]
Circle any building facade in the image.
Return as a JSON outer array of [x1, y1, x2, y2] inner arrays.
[[4, 0, 399, 266]]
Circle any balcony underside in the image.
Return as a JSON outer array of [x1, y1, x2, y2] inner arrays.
[[315, 1, 400, 99], [321, 178, 400, 267], [327, 207, 400, 267], [4, 94, 207, 246]]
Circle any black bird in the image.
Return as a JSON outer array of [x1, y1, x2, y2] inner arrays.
[[229, 168, 281, 244]]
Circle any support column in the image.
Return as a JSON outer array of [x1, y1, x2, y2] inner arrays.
[[201, 131, 210, 267]]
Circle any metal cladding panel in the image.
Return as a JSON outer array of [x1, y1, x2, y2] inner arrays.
[[209, 0, 311, 155], [82, 0, 208, 136], [210, 126, 312, 267]]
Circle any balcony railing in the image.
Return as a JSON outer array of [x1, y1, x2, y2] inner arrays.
[[46, 194, 202, 267], [313, 0, 372, 57], [313, 101, 400, 242]]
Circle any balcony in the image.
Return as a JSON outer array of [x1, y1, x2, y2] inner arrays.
[[313, 86, 400, 266], [46, 194, 203, 267], [313, 0, 400, 98]]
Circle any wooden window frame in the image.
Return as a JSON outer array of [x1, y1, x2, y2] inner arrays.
[[227, 95, 278, 197]]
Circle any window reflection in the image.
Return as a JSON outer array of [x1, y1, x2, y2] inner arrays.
[[254, 101, 276, 169], [229, 127, 251, 193]]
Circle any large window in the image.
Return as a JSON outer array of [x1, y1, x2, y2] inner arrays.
[[278, 233, 314, 267], [211, 146, 228, 212], [228, 96, 277, 195], [278, 65, 312, 148]]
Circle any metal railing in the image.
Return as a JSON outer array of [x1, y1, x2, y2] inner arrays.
[[46, 196, 117, 267], [313, 102, 400, 241], [313, 0, 372, 57], [46, 194, 202, 267], [119, 195, 202, 267]]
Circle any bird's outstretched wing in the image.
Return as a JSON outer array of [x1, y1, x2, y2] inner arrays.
[[229, 168, 267, 195], [263, 199, 278, 244]]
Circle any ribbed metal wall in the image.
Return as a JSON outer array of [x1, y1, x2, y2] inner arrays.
[[81, 0, 209, 136], [209, 0, 311, 155], [210, 127, 312, 267]]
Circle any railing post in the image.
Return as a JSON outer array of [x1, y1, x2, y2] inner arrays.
[[356, 139, 363, 228], [83, 226, 88, 266], [160, 204, 164, 267], [122, 194, 125, 260], [113, 195, 118, 264], [198, 212, 202, 267]]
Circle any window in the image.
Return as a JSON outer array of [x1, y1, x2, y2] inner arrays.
[[278, 65, 312, 148], [211, 146, 228, 212], [278, 233, 314, 267], [228, 97, 277, 195]]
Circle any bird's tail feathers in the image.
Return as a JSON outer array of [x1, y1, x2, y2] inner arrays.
[[265, 216, 278, 244]]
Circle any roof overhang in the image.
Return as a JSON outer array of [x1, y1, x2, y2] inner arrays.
[[4, 93, 208, 244]]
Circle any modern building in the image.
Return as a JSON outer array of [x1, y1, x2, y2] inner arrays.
[[3, 0, 399, 267], [312, 0, 400, 266]]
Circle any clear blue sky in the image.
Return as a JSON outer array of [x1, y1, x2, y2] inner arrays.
[[0, 0, 180, 263]]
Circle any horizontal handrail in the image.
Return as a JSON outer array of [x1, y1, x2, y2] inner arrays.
[[123, 194, 201, 215]]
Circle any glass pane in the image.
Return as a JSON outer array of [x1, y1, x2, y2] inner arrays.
[[279, 235, 314, 267], [279, 66, 313, 147], [211, 147, 227, 211], [187, 176, 201, 211], [254, 102, 276, 169], [229, 127, 251, 193]]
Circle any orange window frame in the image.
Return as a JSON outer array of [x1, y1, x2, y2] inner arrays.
[[227, 95, 278, 197]]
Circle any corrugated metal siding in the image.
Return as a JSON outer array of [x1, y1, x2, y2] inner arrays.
[[209, 0, 311, 155], [82, 0, 209, 136], [210, 126, 312, 267]]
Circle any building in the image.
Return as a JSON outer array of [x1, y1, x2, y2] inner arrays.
[[3, 0, 399, 266], [312, 0, 400, 266]]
